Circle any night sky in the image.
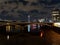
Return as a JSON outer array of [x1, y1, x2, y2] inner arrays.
[[0, 0, 60, 22]]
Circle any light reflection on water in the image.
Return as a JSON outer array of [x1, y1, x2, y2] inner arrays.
[[7, 35, 9, 40]]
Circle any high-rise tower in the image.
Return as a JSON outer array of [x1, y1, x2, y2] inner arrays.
[[52, 8, 60, 22]]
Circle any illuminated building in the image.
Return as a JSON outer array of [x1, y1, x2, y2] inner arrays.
[[52, 8, 60, 22]]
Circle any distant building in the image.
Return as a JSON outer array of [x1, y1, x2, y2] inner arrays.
[[38, 19, 45, 22], [52, 8, 60, 22]]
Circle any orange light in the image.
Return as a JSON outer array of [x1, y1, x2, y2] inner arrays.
[[40, 31, 44, 37]]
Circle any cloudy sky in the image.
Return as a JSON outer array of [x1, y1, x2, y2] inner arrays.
[[0, 0, 60, 22]]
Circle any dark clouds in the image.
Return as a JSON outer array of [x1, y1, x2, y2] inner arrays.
[[38, 0, 60, 5], [0, 0, 60, 22]]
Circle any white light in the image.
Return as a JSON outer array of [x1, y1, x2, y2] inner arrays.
[[52, 11, 59, 13], [52, 14, 59, 16], [28, 25, 30, 32], [49, 20, 53, 22], [38, 19, 45, 22], [7, 35, 9, 40], [53, 22, 60, 27]]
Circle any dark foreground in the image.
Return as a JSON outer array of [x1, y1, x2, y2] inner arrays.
[[0, 32, 48, 45], [0, 25, 60, 45]]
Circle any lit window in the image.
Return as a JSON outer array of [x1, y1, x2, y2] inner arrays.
[[52, 14, 59, 16]]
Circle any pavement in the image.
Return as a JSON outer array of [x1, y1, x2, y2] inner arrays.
[[45, 30, 60, 45]]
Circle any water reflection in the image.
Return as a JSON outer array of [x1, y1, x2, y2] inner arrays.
[[0, 23, 60, 45]]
